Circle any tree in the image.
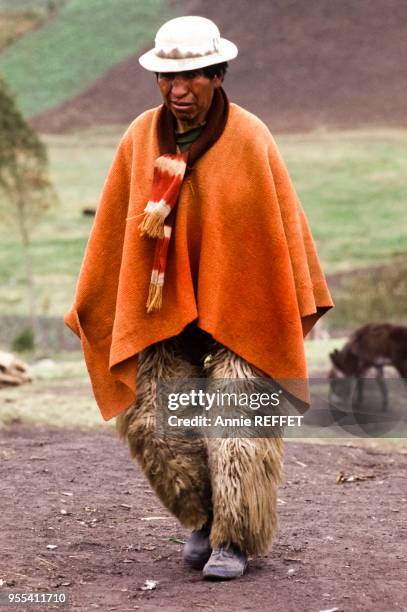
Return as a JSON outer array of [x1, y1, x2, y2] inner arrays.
[[0, 76, 57, 344]]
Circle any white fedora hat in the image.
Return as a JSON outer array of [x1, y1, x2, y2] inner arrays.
[[139, 16, 238, 72]]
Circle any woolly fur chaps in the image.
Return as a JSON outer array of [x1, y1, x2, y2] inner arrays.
[[116, 339, 284, 555]]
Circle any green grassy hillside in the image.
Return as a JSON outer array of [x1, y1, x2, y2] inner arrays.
[[0, 0, 174, 116], [281, 129, 407, 268], [0, 128, 406, 320]]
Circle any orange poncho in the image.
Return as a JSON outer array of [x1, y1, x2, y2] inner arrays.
[[64, 103, 334, 420]]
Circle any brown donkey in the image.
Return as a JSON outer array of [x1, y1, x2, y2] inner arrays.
[[329, 323, 407, 411]]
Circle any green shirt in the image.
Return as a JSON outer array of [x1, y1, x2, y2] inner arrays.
[[175, 124, 205, 153]]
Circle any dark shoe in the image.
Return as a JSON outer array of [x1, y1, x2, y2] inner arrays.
[[183, 522, 212, 569], [203, 543, 248, 580]]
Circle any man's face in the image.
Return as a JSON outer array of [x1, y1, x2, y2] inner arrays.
[[157, 69, 222, 129]]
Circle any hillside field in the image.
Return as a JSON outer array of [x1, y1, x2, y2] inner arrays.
[[0, 1, 406, 133], [29, 0, 407, 134], [0, 0, 173, 115]]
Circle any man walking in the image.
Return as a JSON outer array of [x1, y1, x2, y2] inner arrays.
[[65, 16, 333, 580]]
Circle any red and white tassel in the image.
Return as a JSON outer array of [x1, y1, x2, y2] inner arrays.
[[139, 154, 187, 239], [145, 225, 172, 313]]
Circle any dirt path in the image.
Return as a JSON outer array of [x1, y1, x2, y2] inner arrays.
[[0, 424, 406, 612]]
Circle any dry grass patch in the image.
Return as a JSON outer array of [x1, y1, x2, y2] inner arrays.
[[0, 13, 39, 51]]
